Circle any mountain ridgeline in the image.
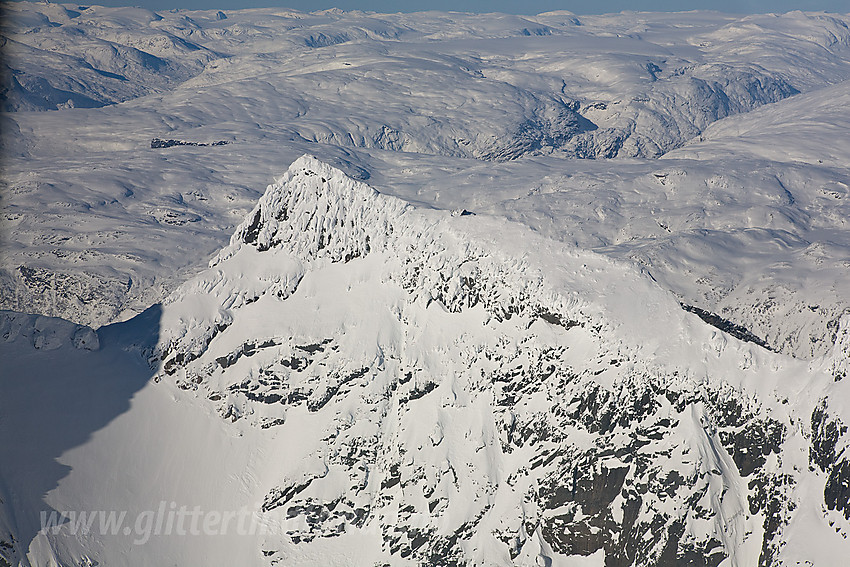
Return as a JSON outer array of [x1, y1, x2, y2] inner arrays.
[[150, 156, 850, 567]]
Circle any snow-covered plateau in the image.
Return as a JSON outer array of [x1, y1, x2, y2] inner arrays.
[[1, 3, 850, 566]]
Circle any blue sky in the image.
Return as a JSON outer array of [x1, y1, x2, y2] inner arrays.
[[70, 0, 850, 14]]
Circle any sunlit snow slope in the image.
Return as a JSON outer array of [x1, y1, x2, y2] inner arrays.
[[3, 156, 850, 567]]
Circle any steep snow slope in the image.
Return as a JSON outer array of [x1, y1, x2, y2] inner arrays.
[[671, 79, 850, 167], [3, 156, 850, 567], [0, 308, 280, 567]]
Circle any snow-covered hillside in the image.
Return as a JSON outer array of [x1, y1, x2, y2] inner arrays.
[[3, 3, 850, 358], [2, 2, 850, 566]]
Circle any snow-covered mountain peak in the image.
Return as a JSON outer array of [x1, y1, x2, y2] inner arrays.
[[168, 155, 814, 384], [3, 154, 850, 567], [214, 155, 409, 267], [141, 156, 850, 566], [166, 156, 671, 378]]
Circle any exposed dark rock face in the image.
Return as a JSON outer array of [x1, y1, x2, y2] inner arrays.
[[683, 304, 771, 350], [150, 138, 229, 149], [811, 399, 850, 522], [826, 460, 850, 520], [181, 323, 807, 566]]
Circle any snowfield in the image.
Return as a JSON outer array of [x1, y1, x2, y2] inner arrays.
[[2, 3, 850, 567]]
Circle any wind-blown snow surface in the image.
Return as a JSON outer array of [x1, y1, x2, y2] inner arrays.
[[3, 156, 850, 566], [3, 3, 850, 567]]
